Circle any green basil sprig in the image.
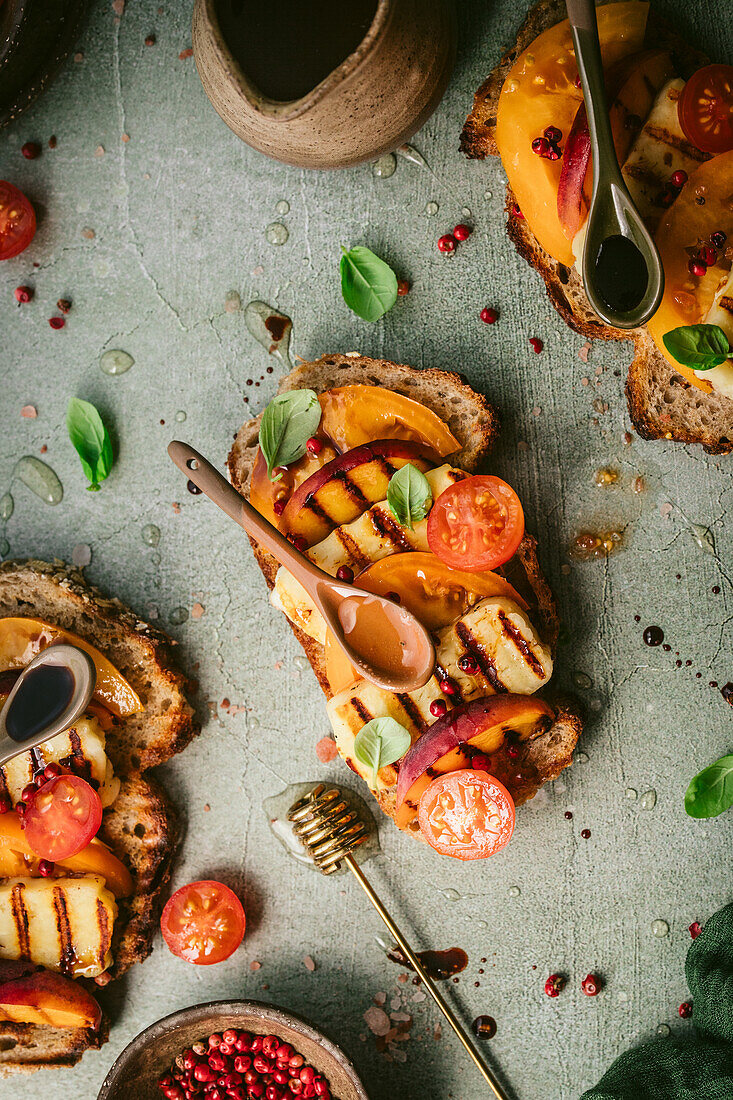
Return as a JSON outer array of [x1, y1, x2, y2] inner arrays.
[[662, 324, 732, 370], [259, 390, 321, 480], [387, 464, 433, 529], [354, 717, 411, 787], [340, 246, 398, 322], [66, 398, 114, 491], [685, 754, 733, 818]]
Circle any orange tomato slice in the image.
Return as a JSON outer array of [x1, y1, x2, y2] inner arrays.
[[0, 812, 132, 898], [318, 385, 459, 456], [648, 150, 733, 390], [355, 552, 527, 632], [496, 1, 650, 265], [418, 769, 516, 860]]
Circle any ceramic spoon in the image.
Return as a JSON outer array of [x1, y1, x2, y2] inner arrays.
[[0, 644, 96, 768], [567, 0, 664, 328], [168, 441, 436, 693]]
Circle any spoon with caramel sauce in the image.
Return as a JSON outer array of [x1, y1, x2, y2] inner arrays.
[[168, 441, 436, 692]]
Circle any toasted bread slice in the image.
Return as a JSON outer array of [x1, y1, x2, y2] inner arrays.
[[0, 561, 197, 1073], [460, 0, 733, 453], [228, 355, 582, 834]]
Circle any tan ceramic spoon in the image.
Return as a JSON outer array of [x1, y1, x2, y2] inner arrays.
[[168, 442, 436, 692]]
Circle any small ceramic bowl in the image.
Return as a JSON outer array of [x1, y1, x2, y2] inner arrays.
[[97, 999, 369, 1100]]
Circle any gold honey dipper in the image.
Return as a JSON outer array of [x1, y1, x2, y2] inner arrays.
[[287, 784, 513, 1100]]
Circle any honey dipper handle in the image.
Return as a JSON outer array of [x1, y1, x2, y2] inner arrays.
[[344, 853, 514, 1100]]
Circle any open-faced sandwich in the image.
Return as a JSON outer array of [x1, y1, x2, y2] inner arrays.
[[462, 0, 733, 453], [229, 355, 582, 861], [0, 560, 197, 1072]]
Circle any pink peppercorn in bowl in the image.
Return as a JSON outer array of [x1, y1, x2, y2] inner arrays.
[[97, 1000, 369, 1100]]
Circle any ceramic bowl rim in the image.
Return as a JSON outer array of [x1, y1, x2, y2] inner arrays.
[[196, 0, 390, 121], [96, 998, 370, 1100]]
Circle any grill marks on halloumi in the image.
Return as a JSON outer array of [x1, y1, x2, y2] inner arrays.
[[272, 465, 467, 643], [0, 714, 119, 809], [327, 597, 553, 789], [0, 875, 116, 977]]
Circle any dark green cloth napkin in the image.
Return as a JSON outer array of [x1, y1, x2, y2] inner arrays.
[[581, 902, 733, 1099]]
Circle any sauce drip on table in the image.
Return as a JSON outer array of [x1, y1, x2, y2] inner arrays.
[[386, 945, 469, 981]]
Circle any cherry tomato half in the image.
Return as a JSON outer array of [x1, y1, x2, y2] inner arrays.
[[427, 475, 524, 572], [418, 769, 515, 861], [0, 182, 36, 261], [161, 880, 246, 965], [679, 65, 733, 154], [23, 775, 103, 861]]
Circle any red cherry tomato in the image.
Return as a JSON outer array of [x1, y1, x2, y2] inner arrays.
[[418, 769, 515, 860], [161, 880, 246, 965], [0, 182, 36, 260], [427, 475, 524, 572], [23, 775, 103, 861], [679, 65, 733, 154]]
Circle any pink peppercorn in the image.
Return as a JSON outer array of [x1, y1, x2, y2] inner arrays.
[[530, 337, 544, 353], [14, 286, 33, 303], [679, 1001, 693, 1018], [21, 141, 41, 159], [48, 316, 65, 330], [453, 224, 472, 241], [438, 234, 456, 253], [688, 922, 702, 940], [480, 307, 499, 324]]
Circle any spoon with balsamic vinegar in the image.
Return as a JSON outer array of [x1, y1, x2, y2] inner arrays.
[[567, 0, 664, 328], [0, 644, 96, 768]]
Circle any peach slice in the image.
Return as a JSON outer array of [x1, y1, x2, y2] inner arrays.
[[395, 694, 554, 829], [318, 385, 460, 456], [249, 441, 338, 527], [0, 971, 102, 1030], [280, 439, 437, 547], [0, 617, 141, 718], [0, 812, 133, 898]]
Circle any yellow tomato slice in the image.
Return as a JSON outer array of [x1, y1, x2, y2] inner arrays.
[[647, 150, 733, 391], [0, 811, 132, 898], [318, 385, 460, 456], [496, 2, 649, 265], [0, 617, 141, 718], [325, 631, 362, 695], [354, 552, 528, 632]]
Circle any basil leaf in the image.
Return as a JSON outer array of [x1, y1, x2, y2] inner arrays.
[[340, 246, 398, 322], [685, 755, 733, 818], [662, 324, 731, 370], [387, 464, 433, 530], [259, 389, 321, 479], [354, 717, 411, 787], [66, 398, 114, 492]]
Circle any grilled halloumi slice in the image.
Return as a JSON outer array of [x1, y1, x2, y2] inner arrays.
[[327, 596, 552, 789], [0, 875, 116, 977], [272, 464, 467, 644], [695, 269, 733, 397], [0, 713, 119, 809], [573, 79, 709, 265]]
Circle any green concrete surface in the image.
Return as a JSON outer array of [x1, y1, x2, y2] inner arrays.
[[1, 1, 732, 1097]]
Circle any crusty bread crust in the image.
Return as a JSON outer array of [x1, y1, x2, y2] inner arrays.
[[228, 356, 583, 834], [460, 0, 733, 453], [0, 561, 197, 1073]]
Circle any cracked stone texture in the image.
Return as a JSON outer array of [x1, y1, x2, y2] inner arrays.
[[1, 1, 733, 1098]]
